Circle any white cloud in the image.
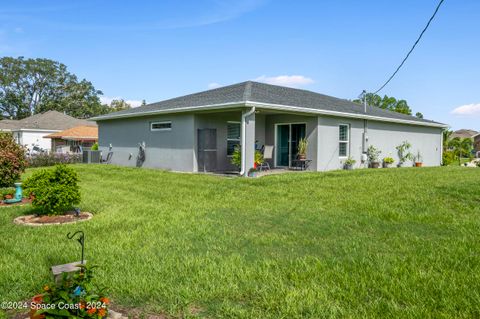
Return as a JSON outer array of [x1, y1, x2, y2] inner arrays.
[[451, 103, 480, 116], [207, 82, 222, 89], [100, 96, 143, 108], [254, 75, 314, 88]]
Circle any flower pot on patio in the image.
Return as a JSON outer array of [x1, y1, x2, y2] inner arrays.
[[370, 162, 380, 169], [415, 162, 423, 167]]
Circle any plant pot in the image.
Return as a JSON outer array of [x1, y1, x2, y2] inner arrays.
[[344, 164, 353, 170], [383, 163, 392, 168], [4, 194, 12, 199], [415, 162, 423, 167], [298, 154, 306, 160], [370, 162, 380, 169]]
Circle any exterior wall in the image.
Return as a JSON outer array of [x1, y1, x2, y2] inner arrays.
[[317, 115, 443, 171], [98, 114, 195, 171], [194, 111, 242, 172], [19, 130, 57, 152], [264, 114, 318, 171]]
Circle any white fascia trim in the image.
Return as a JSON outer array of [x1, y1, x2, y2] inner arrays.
[[15, 129, 61, 133], [245, 101, 448, 128], [90, 102, 245, 121]]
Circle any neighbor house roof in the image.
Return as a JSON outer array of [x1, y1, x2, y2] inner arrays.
[[451, 129, 478, 139], [0, 110, 97, 131], [44, 125, 98, 140], [91, 81, 447, 128]]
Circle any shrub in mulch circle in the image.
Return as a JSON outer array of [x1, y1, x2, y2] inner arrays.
[[31, 264, 110, 319], [0, 132, 28, 187], [23, 165, 81, 215]]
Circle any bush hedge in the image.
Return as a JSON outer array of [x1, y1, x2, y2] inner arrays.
[[0, 187, 15, 200], [28, 153, 81, 167], [0, 132, 27, 187], [23, 165, 81, 215]]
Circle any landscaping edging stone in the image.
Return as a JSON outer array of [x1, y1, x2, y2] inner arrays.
[[14, 212, 93, 226]]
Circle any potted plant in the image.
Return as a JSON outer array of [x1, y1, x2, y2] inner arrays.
[[383, 157, 394, 168], [396, 141, 414, 167], [344, 157, 356, 170], [414, 150, 423, 167], [231, 147, 264, 172], [297, 138, 308, 160], [367, 145, 381, 168]]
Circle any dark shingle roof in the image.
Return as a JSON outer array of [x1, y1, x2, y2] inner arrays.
[[0, 110, 97, 131], [92, 81, 446, 127]]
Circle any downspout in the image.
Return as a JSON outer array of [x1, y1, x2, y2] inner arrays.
[[240, 106, 256, 176]]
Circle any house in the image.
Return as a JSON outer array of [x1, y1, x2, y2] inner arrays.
[[473, 133, 480, 156], [44, 125, 98, 153], [91, 81, 447, 175], [451, 129, 478, 140], [0, 111, 96, 152]]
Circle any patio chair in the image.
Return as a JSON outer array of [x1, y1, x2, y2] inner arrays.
[[259, 145, 274, 171]]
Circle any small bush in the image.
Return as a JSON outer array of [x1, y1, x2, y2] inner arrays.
[[0, 132, 27, 187], [28, 153, 81, 167], [91, 142, 99, 151], [442, 150, 456, 166], [23, 165, 81, 215], [0, 187, 15, 200]]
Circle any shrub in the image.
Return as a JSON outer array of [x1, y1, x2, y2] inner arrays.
[[0, 132, 27, 187], [442, 150, 456, 166], [32, 264, 109, 318], [0, 187, 15, 200], [28, 153, 81, 167], [396, 141, 414, 165], [23, 165, 81, 215], [91, 142, 99, 151]]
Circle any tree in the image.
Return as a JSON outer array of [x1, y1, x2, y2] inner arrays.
[[108, 99, 131, 112], [449, 137, 473, 165], [0, 57, 107, 119], [353, 93, 413, 115], [415, 112, 424, 119]]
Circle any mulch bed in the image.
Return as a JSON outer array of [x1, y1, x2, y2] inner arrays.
[[0, 198, 32, 207], [14, 211, 93, 226]]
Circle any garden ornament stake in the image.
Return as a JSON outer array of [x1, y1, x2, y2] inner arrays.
[[67, 231, 85, 266]]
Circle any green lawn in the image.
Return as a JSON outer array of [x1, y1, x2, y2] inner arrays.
[[1, 165, 480, 318]]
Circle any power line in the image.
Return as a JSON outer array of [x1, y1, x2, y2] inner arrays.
[[373, 0, 446, 94]]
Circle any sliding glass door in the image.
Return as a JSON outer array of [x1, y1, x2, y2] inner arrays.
[[275, 123, 306, 167]]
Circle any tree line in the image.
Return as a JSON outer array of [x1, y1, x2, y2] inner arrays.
[[353, 93, 424, 118], [0, 57, 143, 120]]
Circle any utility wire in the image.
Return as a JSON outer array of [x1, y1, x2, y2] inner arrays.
[[373, 0, 445, 94]]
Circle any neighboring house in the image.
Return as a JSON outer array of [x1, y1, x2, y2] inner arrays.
[[0, 111, 97, 152], [44, 125, 98, 153], [91, 81, 447, 176], [451, 129, 478, 140], [473, 133, 480, 156]]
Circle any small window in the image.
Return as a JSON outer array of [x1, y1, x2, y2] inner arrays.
[[227, 121, 241, 156], [339, 124, 349, 157], [151, 121, 172, 131]]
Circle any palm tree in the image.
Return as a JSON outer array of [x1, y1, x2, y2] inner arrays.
[[450, 137, 473, 165], [442, 129, 453, 152]]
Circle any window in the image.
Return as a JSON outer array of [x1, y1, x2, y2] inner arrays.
[[151, 121, 172, 131], [227, 121, 241, 156], [339, 124, 350, 157]]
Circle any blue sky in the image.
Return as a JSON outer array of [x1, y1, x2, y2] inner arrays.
[[1, 0, 479, 130]]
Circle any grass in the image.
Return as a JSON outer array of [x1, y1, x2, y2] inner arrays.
[[1, 165, 480, 318]]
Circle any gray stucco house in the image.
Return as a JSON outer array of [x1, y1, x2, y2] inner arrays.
[[91, 81, 447, 176]]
